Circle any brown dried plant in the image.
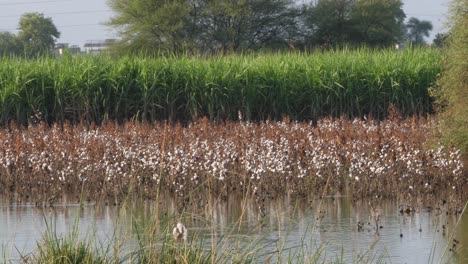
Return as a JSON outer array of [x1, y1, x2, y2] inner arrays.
[[0, 117, 465, 212]]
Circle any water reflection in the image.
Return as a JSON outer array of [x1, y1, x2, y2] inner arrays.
[[0, 196, 466, 263]]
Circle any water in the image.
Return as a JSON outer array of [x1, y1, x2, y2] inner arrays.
[[1, 196, 467, 263]]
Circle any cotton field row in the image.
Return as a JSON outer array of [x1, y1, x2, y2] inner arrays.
[[0, 116, 465, 210]]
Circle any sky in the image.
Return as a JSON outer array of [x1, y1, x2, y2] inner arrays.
[[0, 0, 451, 48]]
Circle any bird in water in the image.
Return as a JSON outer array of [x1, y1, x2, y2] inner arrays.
[[369, 202, 382, 231], [173, 222, 188, 243]]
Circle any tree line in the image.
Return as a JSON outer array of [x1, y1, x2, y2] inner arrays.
[[1, 0, 440, 57], [106, 0, 438, 54], [0, 13, 59, 57]]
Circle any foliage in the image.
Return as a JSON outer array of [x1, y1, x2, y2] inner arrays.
[[0, 32, 22, 57], [25, 209, 380, 264], [432, 32, 449, 48], [406, 17, 433, 45], [0, 48, 440, 125], [107, 0, 300, 54], [17, 12, 60, 57], [303, 0, 354, 48], [434, 0, 468, 155], [198, 0, 300, 53], [34, 239, 104, 264], [350, 0, 406, 47], [302, 0, 406, 48], [106, 0, 193, 54], [107, 0, 410, 53]]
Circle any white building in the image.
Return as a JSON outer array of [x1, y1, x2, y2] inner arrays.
[[55, 43, 82, 56], [83, 39, 116, 54]]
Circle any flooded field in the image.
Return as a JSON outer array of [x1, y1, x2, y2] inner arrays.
[[1, 196, 466, 263], [0, 118, 466, 262], [1, 118, 466, 206]]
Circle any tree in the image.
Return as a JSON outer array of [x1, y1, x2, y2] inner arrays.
[[0, 32, 22, 56], [433, 32, 449, 48], [350, 0, 406, 47], [107, 0, 195, 54], [17, 12, 60, 57], [406, 17, 433, 45], [106, 0, 300, 54], [303, 0, 406, 48], [198, 0, 300, 53], [250, 0, 301, 50], [196, 0, 251, 53], [303, 0, 354, 48]]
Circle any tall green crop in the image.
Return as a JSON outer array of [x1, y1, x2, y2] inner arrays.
[[0, 48, 441, 125]]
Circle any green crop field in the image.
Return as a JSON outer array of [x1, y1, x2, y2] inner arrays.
[[0, 48, 441, 125]]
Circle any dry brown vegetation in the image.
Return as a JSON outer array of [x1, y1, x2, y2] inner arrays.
[[0, 116, 466, 212]]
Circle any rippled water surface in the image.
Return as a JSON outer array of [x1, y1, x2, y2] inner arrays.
[[1, 196, 467, 263]]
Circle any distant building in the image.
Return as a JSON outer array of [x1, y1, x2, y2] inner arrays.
[[83, 39, 116, 54], [55, 43, 82, 56], [395, 42, 406, 51], [69, 45, 81, 54]]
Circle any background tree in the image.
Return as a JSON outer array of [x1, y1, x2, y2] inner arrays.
[[107, 0, 412, 53], [432, 32, 449, 48], [406, 17, 433, 45], [303, 0, 354, 48], [17, 12, 60, 57], [107, 0, 300, 54], [302, 0, 406, 48], [107, 0, 195, 54], [350, 0, 406, 47], [196, 0, 251, 53], [0, 32, 22, 56], [238, 0, 301, 51], [198, 0, 300, 53]]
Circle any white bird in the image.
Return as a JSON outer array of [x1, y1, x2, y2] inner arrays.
[[369, 202, 382, 230], [172, 222, 188, 243]]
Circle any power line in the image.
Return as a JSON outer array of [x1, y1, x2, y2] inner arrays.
[[406, 13, 445, 17], [0, 10, 111, 19], [0, 0, 72, 6], [59, 23, 105, 28], [1, 23, 106, 31]]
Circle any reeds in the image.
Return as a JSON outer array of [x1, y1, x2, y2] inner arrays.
[[21, 215, 330, 264], [0, 116, 465, 210], [0, 48, 441, 125], [432, 0, 468, 156], [18, 198, 463, 263]]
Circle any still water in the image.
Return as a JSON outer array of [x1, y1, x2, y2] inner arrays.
[[1, 196, 467, 263]]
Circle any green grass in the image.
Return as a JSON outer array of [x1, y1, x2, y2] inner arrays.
[[26, 218, 107, 264], [15, 198, 464, 264], [22, 212, 383, 264], [22, 212, 461, 264], [0, 48, 441, 125]]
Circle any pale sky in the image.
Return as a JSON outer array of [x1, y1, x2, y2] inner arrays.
[[0, 0, 451, 48]]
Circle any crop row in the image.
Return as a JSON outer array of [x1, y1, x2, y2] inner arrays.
[[0, 116, 465, 212], [0, 48, 441, 125]]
